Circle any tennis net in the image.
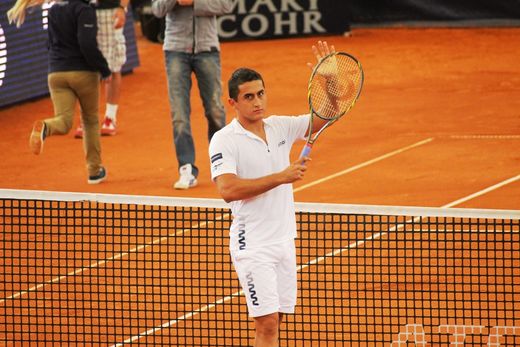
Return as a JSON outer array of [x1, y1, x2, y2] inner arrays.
[[1, 189, 519, 346]]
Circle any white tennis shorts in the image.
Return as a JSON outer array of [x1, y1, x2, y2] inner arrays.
[[230, 239, 297, 317], [96, 8, 127, 73]]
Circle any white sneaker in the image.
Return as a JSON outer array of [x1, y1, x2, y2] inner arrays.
[[174, 164, 198, 189]]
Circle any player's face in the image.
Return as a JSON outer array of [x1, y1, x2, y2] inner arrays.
[[229, 80, 267, 123]]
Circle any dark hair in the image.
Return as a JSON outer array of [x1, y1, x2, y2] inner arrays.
[[228, 68, 264, 101]]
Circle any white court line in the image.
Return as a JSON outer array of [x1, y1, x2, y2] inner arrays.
[[449, 134, 520, 140], [294, 138, 434, 192], [441, 174, 520, 208]]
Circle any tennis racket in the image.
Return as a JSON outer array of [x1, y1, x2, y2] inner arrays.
[[299, 51, 364, 158]]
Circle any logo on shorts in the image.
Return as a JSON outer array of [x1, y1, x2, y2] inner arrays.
[[278, 139, 286, 147], [246, 272, 259, 306], [238, 224, 246, 250]]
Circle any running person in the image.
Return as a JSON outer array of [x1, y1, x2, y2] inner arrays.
[[209, 42, 332, 347], [8, 0, 111, 184]]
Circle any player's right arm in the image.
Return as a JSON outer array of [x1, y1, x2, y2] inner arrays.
[[214, 158, 308, 203]]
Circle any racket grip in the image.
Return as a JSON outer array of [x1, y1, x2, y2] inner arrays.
[[299, 143, 312, 159]]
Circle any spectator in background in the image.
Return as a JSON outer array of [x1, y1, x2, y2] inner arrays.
[[151, 0, 233, 189], [8, 0, 111, 184], [75, 0, 128, 138]]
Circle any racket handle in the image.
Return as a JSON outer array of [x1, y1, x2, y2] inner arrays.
[[299, 143, 312, 159]]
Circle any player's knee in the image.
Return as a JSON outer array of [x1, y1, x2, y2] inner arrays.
[[255, 313, 280, 337]]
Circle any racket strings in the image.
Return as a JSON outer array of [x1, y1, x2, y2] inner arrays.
[[310, 54, 363, 120]]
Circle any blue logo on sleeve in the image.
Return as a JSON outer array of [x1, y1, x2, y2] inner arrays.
[[211, 153, 223, 163]]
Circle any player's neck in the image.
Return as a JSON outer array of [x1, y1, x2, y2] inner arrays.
[[236, 117, 266, 140]]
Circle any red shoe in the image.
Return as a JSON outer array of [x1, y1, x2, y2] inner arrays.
[[101, 117, 116, 136], [74, 124, 83, 139]]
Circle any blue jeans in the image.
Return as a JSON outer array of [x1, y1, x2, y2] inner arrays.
[[165, 50, 226, 178]]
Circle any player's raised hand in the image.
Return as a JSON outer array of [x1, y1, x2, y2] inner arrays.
[[307, 41, 336, 70]]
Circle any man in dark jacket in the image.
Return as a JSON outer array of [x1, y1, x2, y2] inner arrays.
[[8, 0, 111, 184]]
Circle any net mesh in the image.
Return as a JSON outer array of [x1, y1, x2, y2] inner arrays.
[[1, 189, 519, 346], [309, 52, 363, 120]]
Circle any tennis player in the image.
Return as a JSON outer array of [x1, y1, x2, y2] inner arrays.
[[209, 42, 332, 347]]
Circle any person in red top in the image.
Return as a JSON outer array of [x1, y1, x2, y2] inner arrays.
[[8, 0, 111, 184]]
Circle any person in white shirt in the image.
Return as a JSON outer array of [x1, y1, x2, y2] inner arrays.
[[209, 41, 333, 347]]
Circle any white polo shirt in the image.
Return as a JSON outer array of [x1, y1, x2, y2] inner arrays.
[[209, 114, 310, 251]]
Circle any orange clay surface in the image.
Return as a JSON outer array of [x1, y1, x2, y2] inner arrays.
[[0, 26, 519, 210]]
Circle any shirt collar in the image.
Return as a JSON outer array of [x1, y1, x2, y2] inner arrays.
[[231, 117, 272, 136]]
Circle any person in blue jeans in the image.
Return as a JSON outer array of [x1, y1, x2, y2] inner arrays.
[[152, 0, 233, 189]]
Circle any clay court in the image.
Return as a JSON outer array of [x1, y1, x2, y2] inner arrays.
[[1, 24, 520, 346], [0, 26, 519, 209]]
